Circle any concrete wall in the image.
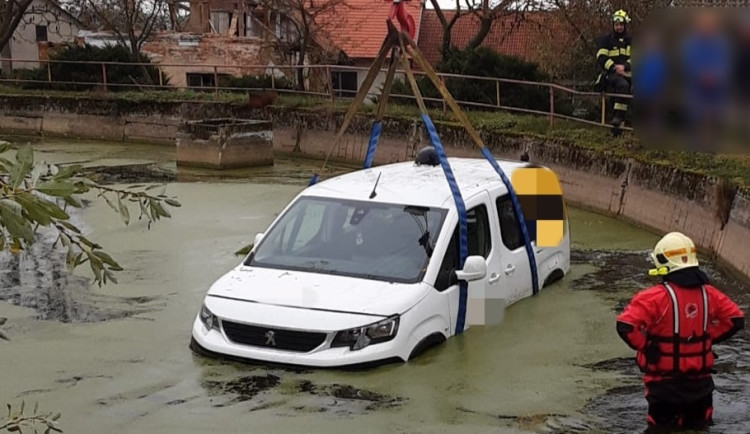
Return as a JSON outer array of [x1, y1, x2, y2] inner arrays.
[[1, 95, 749, 280]]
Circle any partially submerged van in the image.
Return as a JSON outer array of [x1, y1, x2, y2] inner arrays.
[[190, 154, 571, 368]]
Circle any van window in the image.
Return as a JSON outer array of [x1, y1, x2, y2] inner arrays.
[[434, 205, 491, 291], [496, 194, 535, 250]]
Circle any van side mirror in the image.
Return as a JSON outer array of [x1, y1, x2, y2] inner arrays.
[[454, 256, 487, 282], [254, 232, 264, 249]]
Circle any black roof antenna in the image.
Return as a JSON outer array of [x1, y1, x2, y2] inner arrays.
[[369, 172, 382, 199]]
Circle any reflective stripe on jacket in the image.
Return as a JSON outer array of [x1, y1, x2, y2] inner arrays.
[[617, 281, 744, 383], [596, 32, 632, 78]]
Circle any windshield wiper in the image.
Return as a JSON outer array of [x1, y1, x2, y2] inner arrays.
[[418, 232, 434, 257], [404, 206, 433, 258]]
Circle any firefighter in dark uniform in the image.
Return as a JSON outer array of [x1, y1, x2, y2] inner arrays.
[[596, 9, 632, 135], [617, 232, 745, 433]]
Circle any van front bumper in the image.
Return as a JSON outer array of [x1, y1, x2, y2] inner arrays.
[[190, 316, 408, 368]]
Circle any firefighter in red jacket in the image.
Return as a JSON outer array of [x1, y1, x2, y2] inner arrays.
[[616, 231, 745, 432]]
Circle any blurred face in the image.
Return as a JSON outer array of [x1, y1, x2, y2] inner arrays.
[[614, 21, 625, 33], [643, 32, 661, 50], [694, 11, 719, 35]]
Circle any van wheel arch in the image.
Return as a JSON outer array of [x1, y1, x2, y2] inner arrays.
[[543, 269, 565, 288], [408, 333, 447, 361]]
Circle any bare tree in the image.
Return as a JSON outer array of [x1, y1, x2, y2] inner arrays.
[[426, 0, 541, 61], [427, 0, 470, 59], [86, 0, 166, 60], [0, 0, 35, 56], [464, 0, 539, 50], [256, 0, 352, 91], [165, 0, 190, 31]]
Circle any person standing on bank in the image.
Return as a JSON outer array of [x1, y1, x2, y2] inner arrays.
[[595, 9, 632, 136], [616, 232, 745, 432]]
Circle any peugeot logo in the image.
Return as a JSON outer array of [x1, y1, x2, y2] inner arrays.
[[264, 330, 276, 346]]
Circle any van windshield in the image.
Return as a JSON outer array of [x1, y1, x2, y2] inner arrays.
[[247, 196, 447, 283]]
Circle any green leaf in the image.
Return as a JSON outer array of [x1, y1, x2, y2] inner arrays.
[[235, 243, 253, 256], [152, 201, 171, 219], [57, 220, 81, 234], [0, 199, 23, 216], [15, 193, 52, 226], [78, 236, 101, 250], [138, 199, 148, 219], [52, 164, 83, 180], [0, 199, 34, 242], [117, 195, 130, 226], [105, 270, 118, 284], [63, 195, 82, 208], [148, 201, 157, 221], [9, 145, 34, 190], [36, 180, 77, 198], [66, 247, 77, 273], [101, 193, 118, 214], [15, 144, 33, 165], [30, 162, 49, 186], [93, 251, 121, 269], [37, 199, 69, 220], [90, 266, 104, 287], [164, 199, 181, 207]]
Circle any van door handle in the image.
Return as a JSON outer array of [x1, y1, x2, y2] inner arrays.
[[504, 264, 516, 275], [488, 272, 500, 284]]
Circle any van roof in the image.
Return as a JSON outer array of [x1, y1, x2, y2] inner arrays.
[[302, 157, 546, 209]]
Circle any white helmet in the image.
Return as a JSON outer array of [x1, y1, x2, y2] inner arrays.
[[650, 232, 699, 275]]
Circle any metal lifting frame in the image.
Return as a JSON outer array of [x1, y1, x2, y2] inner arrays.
[[310, 19, 539, 334]]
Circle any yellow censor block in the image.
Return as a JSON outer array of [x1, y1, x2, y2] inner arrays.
[[510, 167, 566, 247]]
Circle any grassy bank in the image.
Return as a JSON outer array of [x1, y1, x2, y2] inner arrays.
[[1, 85, 748, 190]]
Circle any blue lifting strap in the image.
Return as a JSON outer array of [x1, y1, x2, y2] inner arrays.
[[421, 114, 470, 334], [363, 121, 382, 169]]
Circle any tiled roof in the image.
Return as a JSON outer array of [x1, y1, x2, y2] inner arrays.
[[416, 10, 568, 65], [323, 0, 423, 59]]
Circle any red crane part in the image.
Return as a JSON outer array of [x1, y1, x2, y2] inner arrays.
[[385, 0, 416, 40]]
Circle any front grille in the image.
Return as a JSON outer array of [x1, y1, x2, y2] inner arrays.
[[222, 321, 327, 352]]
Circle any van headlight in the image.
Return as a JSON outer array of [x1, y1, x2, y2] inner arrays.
[[331, 315, 400, 351], [199, 304, 218, 331]]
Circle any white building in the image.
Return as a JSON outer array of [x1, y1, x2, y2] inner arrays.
[[1, 0, 83, 72]]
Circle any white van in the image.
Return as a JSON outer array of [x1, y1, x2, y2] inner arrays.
[[190, 153, 571, 368]]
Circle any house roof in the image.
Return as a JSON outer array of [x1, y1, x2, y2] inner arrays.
[[324, 0, 423, 60], [416, 10, 567, 65], [37, 0, 87, 30]]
